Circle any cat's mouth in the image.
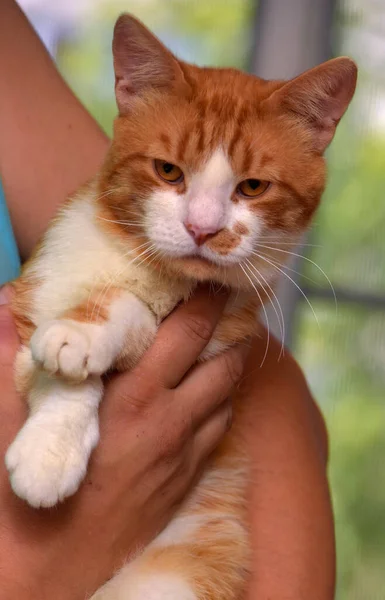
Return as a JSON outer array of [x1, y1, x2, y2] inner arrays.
[[180, 246, 234, 269], [184, 253, 213, 265], [165, 252, 218, 280]]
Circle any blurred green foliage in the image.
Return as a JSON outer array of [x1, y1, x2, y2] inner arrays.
[[57, 1, 385, 597], [297, 124, 385, 598], [308, 129, 385, 296], [297, 302, 385, 599]]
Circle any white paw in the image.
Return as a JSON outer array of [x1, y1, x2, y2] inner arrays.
[[5, 412, 99, 508], [30, 319, 113, 382], [91, 574, 197, 600]]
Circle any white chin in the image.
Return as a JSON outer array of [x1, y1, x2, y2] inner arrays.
[[151, 240, 238, 269]]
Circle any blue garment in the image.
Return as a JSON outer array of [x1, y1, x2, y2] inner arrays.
[[0, 181, 21, 285]]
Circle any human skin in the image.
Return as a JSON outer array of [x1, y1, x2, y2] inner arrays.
[[0, 1, 336, 598]]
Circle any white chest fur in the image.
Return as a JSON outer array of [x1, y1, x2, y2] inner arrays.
[[26, 189, 191, 325]]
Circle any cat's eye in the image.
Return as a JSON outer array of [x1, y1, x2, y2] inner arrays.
[[154, 159, 184, 184], [237, 179, 270, 198]]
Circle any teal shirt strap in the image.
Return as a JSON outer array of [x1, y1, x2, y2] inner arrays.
[[0, 181, 21, 285]]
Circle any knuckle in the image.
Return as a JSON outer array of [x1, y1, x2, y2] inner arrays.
[[175, 405, 195, 439], [156, 421, 184, 462], [181, 314, 213, 345], [158, 440, 186, 478], [108, 366, 161, 414], [155, 410, 194, 471], [172, 452, 190, 481], [107, 379, 150, 417]]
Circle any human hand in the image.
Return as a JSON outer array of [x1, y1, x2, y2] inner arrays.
[[0, 287, 248, 600]]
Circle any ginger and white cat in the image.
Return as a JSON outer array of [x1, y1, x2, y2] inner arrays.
[[5, 14, 357, 600]]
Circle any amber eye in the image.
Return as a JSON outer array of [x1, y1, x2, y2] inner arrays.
[[237, 179, 270, 198], [154, 159, 184, 184]]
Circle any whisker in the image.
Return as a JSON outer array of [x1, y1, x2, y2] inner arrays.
[[214, 279, 227, 296], [256, 252, 320, 288], [157, 250, 165, 282], [240, 263, 270, 368], [93, 187, 128, 203], [254, 243, 337, 314], [234, 271, 241, 305], [107, 205, 142, 216], [245, 259, 285, 360], [93, 243, 157, 322], [255, 239, 321, 247], [251, 250, 320, 329], [97, 216, 144, 227], [142, 251, 161, 271], [89, 241, 153, 322], [90, 247, 144, 322], [131, 245, 158, 270]]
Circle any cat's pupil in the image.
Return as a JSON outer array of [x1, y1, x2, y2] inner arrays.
[[163, 163, 174, 174], [249, 179, 260, 190]]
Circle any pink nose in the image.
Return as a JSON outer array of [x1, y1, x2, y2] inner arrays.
[[184, 222, 219, 246]]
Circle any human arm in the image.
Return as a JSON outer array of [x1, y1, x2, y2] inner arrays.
[[0, 0, 109, 260], [240, 333, 335, 599]]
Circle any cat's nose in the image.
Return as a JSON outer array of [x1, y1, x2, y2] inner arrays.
[[184, 222, 219, 246]]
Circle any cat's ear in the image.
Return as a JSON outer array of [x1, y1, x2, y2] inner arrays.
[[268, 57, 357, 153], [113, 14, 187, 114]]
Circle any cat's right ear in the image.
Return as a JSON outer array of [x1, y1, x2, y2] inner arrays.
[[265, 57, 357, 153], [113, 14, 187, 114]]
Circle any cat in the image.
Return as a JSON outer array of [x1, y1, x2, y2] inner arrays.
[[5, 14, 357, 600]]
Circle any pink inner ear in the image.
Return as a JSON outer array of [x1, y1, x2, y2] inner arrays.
[[112, 14, 187, 114], [315, 95, 348, 150], [269, 58, 357, 153]]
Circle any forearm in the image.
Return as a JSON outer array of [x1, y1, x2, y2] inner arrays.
[[0, 0, 109, 259], [240, 336, 335, 599]]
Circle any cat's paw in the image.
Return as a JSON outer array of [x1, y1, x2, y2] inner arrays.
[[5, 413, 99, 508], [91, 574, 197, 600], [30, 319, 112, 382]]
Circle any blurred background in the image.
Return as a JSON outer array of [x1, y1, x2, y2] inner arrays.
[[18, 0, 385, 597]]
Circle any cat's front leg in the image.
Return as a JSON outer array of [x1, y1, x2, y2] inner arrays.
[[30, 290, 157, 382], [6, 291, 156, 508], [5, 371, 103, 508]]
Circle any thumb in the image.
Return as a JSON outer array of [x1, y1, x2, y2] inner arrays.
[[0, 287, 26, 444], [0, 286, 19, 368]]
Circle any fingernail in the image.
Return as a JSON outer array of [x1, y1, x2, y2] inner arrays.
[[0, 286, 9, 306]]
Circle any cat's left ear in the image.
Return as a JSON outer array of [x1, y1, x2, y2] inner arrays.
[[112, 14, 188, 114], [267, 57, 357, 153]]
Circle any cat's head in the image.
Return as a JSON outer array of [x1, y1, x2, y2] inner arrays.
[[99, 14, 357, 288]]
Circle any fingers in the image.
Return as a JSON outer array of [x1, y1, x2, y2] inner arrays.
[[0, 293, 25, 446], [135, 287, 229, 389], [192, 399, 232, 467], [0, 284, 13, 306], [178, 343, 250, 429], [0, 292, 20, 369]]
